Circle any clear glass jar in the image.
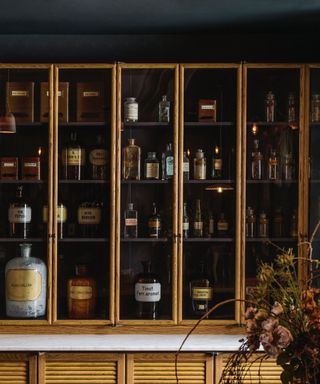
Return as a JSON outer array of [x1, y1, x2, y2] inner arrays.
[[193, 149, 206, 180], [158, 95, 170, 123], [268, 149, 280, 180], [124, 97, 138, 122], [251, 140, 263, 180], [246, 206, 256, 238], [283, 153, 294, 180], [122, 138, 141, 180], [258, 212, 269, 238], [288, 93, 296, 123], [265, 91, 275, 122]]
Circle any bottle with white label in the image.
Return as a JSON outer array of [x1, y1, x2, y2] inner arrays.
[[189, 261, 213, 316], [61, 131, 86, 180], [77, 201, 102, 237], [89, 134, 107, 180], [193, 149, 206, 180], [124, 203, 138, 238], [183, 202, 189, 239], [67, 264, 96, 319], [124, 97, 138, 122], [5, 243, 47, 318], [135, 260, 161, 319], [8, 186, 32, 238]]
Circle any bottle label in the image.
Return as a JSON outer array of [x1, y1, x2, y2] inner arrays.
[[148, 219, 161, 229], [3, 162, 15, 167], [183, 222, 189, 230], [24, 162, 37, 168], [124, 103, 138, 121], [193, 221, 203, 230], [78, 208, 101, 225], [69, 286, 92, 300], [194, 165, 206, 179], [62, 148, 86, 166], [192, 287, 213, 300], [125, 218, 137, 226], [8, 206, 32, 223], [89, 149, 107, 166], [12, 90, 28, 97], [213, 159, 222, 170], [42, 205, 67, 223], [209, 219, 214, 234], [183, 161, 189, 173], [83, 91, 99, 97], [6, 269, 42, 301], [135, 283, 161, 302], [166, 156, 174, 176], [146, 163, 159, 178], [217, 222, 228, 231]]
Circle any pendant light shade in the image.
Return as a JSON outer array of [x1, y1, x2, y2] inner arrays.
[[0, 112, 16, 133]]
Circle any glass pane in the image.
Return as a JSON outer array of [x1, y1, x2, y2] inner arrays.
[[56, 68, 112, 320], [245, 67, 300, 294], [0, 68, 50, 320], [119, 68, 176, 321], [182, 68, 238, 320]]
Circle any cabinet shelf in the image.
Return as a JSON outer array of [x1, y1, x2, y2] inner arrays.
[[246, 237, 297, 243], [121, 180, 169, 184], [59, 122, 106, 127], [16, 122, 46, 128], [184, 238, 234, 242], [247, 179, 297, 184], [184, 122, 233, 127], [247, 121, 294, 127], [0, 238, 44, 242], [58, 238, 109, 242], [122, 122, 170, 129], [0, 180, 46, 184], [185, 179, 234, 184], [59, 179, 108, 184], [121, 238, 169, 243]]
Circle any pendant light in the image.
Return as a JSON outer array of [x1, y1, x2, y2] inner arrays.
[[0, 70, 16, 134]]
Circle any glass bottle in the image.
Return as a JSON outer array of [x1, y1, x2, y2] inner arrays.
[[183, 151, 190, 181], [8, 186, 32, 238], [211, 144, 222, 179], [135, 260, 161, 319], [311, 94, 320, 123], [251, 139, 263, 180], [182, 202, 189, 239], [193, 199, 203, 237], [164, 143, 174, 179], [158, 95, 170, 123], [193, 149, 206, 180], [189, 261, 213, 316], [268, 149, 280, 180], [283, 153, 294, 180], [273, 208, 283, 238], [77, 201, 102, 237], [290, 209, 298, 238], [5, 243, 47, 318], [67, 264, 96, 319], [148, 202, 162, 238], [62, 131, 85, 180], [246, 206, 256, 238], [124, 203, 138, 238], [43, 203, 67, 239], [124, 97, 138, 122], [207, 211, 215, 238], [122, 138, 141, 180], [288, 93, 296, 123], [217, 213, 229, 237], [258, 211, 269, 238], [265, 91, 275, 122], [144, 152, 159, 180], [89, 134, 107, 180]]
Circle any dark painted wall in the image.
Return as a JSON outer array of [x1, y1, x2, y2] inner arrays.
[[0, 33, 319, 63]]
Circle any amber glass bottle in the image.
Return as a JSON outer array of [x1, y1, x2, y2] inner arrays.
[[67, 264, 96, 319]]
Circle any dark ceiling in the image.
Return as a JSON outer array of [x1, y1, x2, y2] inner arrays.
[[2, 0, 320, 34]]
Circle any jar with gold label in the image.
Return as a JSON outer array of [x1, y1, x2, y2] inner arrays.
[[89, 134, 107, 180], [61, 131, 86, 180], [5, 243, 47, 318], [189, 261, 213, 316], [67, 264, 96, 319], [77, 201, 102, 237]]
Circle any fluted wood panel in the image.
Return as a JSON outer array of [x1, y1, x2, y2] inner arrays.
[[0, 361, 28, 383]]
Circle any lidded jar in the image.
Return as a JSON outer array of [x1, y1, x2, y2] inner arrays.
[[5, 243, 47, 318], [124, 97, 138, 122]]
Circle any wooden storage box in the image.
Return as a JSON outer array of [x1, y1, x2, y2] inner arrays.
[[76, 82, 105, 122], [22, 157, 41, 180], [0, 157, 18, 180], [6, 82, 34, 123], [198, 99, 217, 122], [40, 82, 69, 123]]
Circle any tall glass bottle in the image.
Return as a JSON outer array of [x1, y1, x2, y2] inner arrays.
[[183, 151, 190, 181], [288, 93, 296, 123], [268, 149, 280, 180], [124, 203, 138, 238], [77, 201, 102, 237], [211, 144, 222, 179], [122, 138, 141, 180], [62, 131, 86, 180], [158, 95, 170, 123], [89, 134, 107, 180], [182, 202, 189, 239], [5, 243, 47, 318], [164, 143, 174, 179], [144, 152, 159, 180], [217, 213, 229, 237], [67, 264, 96, 319], [148, 202, 162, 238], [193, 199, 203, 237], [189, 261, 213, 316], [272, 208, 283, 238], [135, 260, 161, 319], [251, 139, 263, 180], [258, 211, 269, 238], [193, 149, 206, 180], [8, 186, 32, 238], [246, 206, 256, 238], [43, 203, 67, 239], [206, 211, 215, 238], [265, 91, 275, 122]]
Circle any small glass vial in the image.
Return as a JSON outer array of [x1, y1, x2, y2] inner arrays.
[[183, 151, 190, 181], [246, 206, 256, 238], [193, 149, 206, 180], [144, 152, 159, 180], [124, 203, 138, 238], [268, 149, 280, 180], [258, 211, 269, 238], [217, 213, 229, 237], [8, 185, 32, 239], [283, 153, 294, 180], [5, 243, 47, 318], [183, 202, 189, 239], [122, 138, 141, 180], [67, 264, 97, 319], [124, 97, 138, 122], [158, 95, 170, 123], [148, 202, 162, 238], [211, 145, 222, 179], [311, 94, 320, 123], [290, 209, 298, 238], [265, 91, 275, 122], [288, 93, 296, 123], [89, 134, 107, 180], [251, 140, 263, 180], [272, 208, 283, 238]]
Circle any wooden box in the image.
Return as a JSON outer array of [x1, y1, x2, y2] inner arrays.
[[0, 157, 18, 180], [76, 82, 105, 122], [198, 99, 217, 122], [22, 157, 41, 180], [40, 82, 69, 123], [6, 82, 34, 123]]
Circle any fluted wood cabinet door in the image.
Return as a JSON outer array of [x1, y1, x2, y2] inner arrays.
[[215, 353, 282, 383], [38, 352, 125, 384], [127, 353, 213, 384], [0, 353, 37, 384]]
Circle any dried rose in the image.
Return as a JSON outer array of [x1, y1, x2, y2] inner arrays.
[[273, 325, 293, 349], [245, 306, 256, 320], [271, 302, 284, 316], [262, 317, 278, 332], [262, 342, 280, 357], [259, 331, 273, 345], [258, 265, 274, 282], [246, 319, 258, 334]]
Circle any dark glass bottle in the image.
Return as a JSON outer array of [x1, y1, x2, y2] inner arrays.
[[190, 261, 213, 316], [144, 152, 159, 180], [164, 143, 174, 179], [148, 203, 162, 238], [62, 131, 86, 180], [183, 151, 190, 181], [8, 186, 31, 238], [77, 201, 102, 237], [217, 213, 229, 237], [211, 144, 222, 179], [193, 199, 203, 237], [89, 134, 107, 180], [124, 203, 138, 238], [182, 202, 189, 239], [135, 260, 161, 319]]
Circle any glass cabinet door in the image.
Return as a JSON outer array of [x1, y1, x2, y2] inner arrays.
[[54, 65, 115, 323], [180, 65, 241, 323], [244, 65, 302, 294], [0, 65, 53, 323], [117, 64, 178, 324]]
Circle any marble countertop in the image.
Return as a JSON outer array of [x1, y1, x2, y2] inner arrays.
[[0, 334, 245, 352]]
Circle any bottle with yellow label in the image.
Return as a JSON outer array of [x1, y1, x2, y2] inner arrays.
[[61, 131, 86, 180], [5, 243, 47, 318], [189, 261, 213, 316], [67, 264, 96, 319]]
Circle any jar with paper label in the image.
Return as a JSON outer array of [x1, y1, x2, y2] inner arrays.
[[122, 138, 141, 180], [5, 243, 47, 318], [124, 203, 138, 238], [124, 97, 138, 122], [158, 95, 170, 123], [8, 185, 32, 238], [77, 202, 102, 237], [62, 131, 86, 180], [193, 149, 206, 180], [89, 134, 107, 180], [135, 260, 161, 319], [67, 264, 96, 319], [144, 152, 159, 180], [148, 202, 162, 238], [190, 261, 213, 316], [211, 144, 222, 179], [43, 203, 67, 239]]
